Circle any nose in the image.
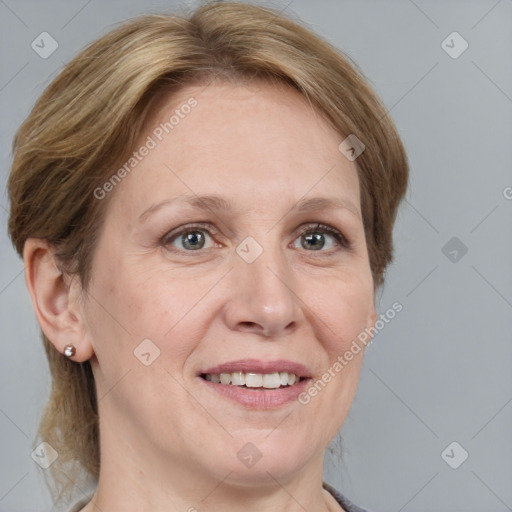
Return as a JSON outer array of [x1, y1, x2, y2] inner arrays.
[[222, 244, 302, 338]]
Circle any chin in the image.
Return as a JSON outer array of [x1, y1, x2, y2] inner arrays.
[[210, 430, 317, 485]]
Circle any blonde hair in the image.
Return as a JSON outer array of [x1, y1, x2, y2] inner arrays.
[[8, 1, 408, 504]]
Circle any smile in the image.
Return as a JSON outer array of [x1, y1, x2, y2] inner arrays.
[[198, 360, 312, 408], [202, 371, 301, 389]]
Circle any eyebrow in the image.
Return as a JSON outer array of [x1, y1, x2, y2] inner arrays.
[[138, 194, 360, 223]]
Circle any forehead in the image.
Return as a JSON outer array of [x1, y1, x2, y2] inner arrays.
[[109, 81, 361, 219]]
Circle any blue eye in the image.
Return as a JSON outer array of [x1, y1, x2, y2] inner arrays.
[[176, 230, 208, 250], [293, 224, 349, 252], [163, 224, 216, 251], [299, 232, 330, 250], [161, 222, 350, 254]]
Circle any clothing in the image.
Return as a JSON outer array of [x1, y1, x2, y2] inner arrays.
[[323, 482, 371, 512], [66, 482, 370, 512]]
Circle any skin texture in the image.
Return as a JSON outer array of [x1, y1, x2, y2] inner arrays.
[[24, 81, 377, 512]]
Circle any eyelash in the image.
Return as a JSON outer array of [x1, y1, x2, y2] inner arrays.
[[297, 223, 351, 250], [160, 222, 351, 254]]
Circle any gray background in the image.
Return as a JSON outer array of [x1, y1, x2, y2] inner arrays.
[[1, 1, 511, 511]]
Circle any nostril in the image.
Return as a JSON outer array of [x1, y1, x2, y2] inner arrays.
[[239, 321, 258, 330], [285, 321, 296, 331]]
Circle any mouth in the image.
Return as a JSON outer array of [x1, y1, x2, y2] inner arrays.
[[197, 359, 312, 408], [200, 371, 304, 390]]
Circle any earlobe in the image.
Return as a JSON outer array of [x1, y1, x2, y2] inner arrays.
[[369, 308, 377, 329], [23, 239, 95, 362], [366, 307, 378, 347]]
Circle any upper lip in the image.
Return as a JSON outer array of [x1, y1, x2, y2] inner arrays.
[[200, 359, 312, 378]]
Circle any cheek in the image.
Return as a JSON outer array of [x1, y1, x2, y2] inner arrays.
[[305, 269, 375, 356], [300, 272, 373, 431], [85, 254, 213, 371], [87, 250, 166, 331]]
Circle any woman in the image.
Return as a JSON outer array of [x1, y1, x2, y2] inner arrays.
[[8, 2, 408, 511]]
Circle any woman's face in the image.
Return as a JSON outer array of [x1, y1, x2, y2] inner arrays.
[[82, 81, 376, 486]]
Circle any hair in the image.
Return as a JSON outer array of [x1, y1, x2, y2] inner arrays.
[[7, 0, 408, 504]]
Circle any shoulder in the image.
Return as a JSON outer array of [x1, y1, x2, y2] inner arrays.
[[323, 481, 372, 512]]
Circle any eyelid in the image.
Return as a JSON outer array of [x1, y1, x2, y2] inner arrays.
[[161, 222, 219, 245], [294, 222, 351, 249]]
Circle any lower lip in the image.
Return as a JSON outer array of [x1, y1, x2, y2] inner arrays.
[[199, 377, 310, 409]]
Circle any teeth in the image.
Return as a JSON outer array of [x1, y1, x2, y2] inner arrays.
[[220, 373, 231, 385], [262, 373, 281, 388], [231, 372, 245, 386], [245, 373, 263, 387], [204, 371, 301, 388]]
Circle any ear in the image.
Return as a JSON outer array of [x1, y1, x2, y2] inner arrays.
[[368, 307, 377, 330], [365, 304, 378, 348], [23, 238, 95, 362]]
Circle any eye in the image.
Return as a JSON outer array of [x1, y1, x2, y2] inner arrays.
[[292, 223, 350, 252], [162, 224, 217, 251], [160, 222, 350, 254]]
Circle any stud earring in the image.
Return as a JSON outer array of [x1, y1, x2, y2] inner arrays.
[[63, 344, 76, 358]]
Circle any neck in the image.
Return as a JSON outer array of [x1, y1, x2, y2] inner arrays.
[[81, 422, 339, 512]]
